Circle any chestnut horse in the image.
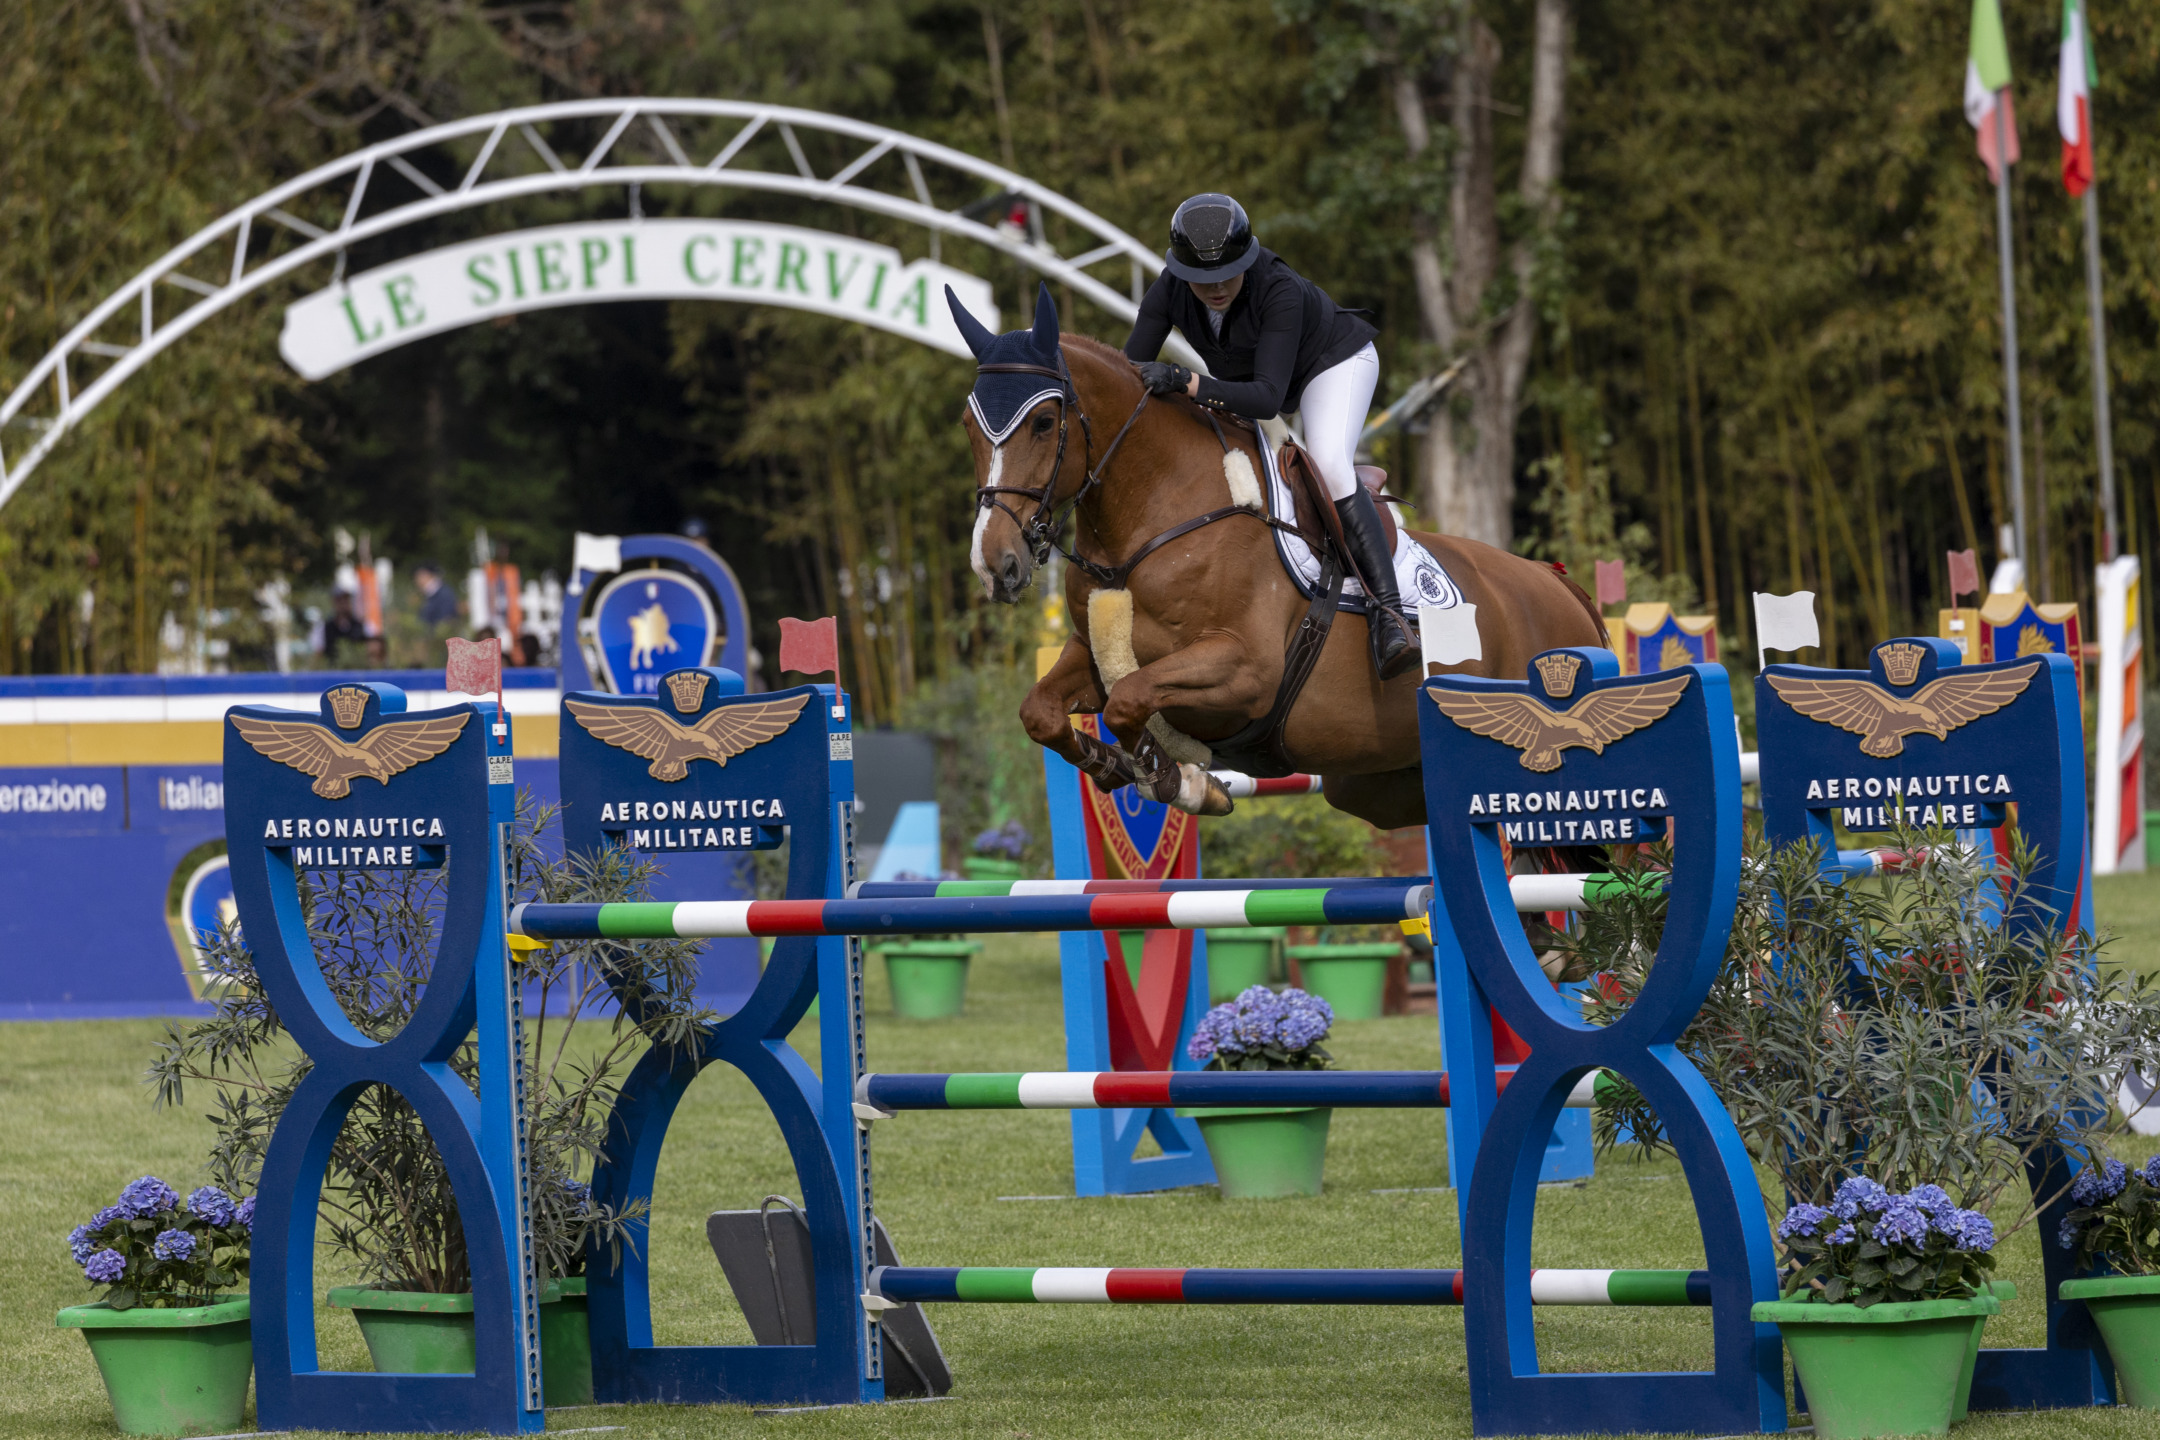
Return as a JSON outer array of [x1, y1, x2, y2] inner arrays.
[[953, 289, 1604, 830]]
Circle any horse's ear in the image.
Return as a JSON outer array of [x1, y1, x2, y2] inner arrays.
[[946, 286, 996, 359], [1030, 282, 1060, 352]]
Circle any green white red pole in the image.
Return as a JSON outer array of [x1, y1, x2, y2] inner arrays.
[[867, 1266, 1710, 1306]]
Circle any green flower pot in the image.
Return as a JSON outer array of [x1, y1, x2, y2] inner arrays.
[[1204, 928, 1283, 1001], [1176, 1105, 1332, 1198], [1287, 943, 1398, 1020], [539, 1277, 591, 1407], [1753, 1292, 1999, 1439], [878, 941, 980, 1018], [329, 1287, 478, 1373], [962, 856, 1026, 882], [2062, 1273, 2160, 1408], [56, 1295, 252, 1436]]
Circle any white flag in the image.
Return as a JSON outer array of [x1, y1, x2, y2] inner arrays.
[[1753, 591, 1819, 669], [569, 532, 623, 596], [1420, 601, 1482, 669]]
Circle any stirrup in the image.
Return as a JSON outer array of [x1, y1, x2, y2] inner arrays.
[[1370, 604, 1417, 681]]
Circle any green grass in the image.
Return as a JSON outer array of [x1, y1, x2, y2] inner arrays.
[[10, 926, 2160, 1438], [2099, 865, 2160, 977]]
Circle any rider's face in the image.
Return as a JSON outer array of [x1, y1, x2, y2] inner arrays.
[[1187, 273, 1244, 312]]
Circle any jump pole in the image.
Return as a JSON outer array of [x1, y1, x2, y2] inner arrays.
[[868, 1266, 1712, 1307]]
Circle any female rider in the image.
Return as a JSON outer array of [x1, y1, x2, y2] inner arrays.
[[1123, 192, 1414, 681]]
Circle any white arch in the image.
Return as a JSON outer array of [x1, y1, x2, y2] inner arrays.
[[0, 99, 1186, 515]]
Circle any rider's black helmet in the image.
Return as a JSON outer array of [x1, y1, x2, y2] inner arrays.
[[1164, 193, 1259, 282]]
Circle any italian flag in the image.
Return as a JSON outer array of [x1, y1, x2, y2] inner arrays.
[[2059, 0, 2097, 195], [1965, 0, 2020, 184]]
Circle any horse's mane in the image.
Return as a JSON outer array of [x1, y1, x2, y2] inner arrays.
[[1062, 334, 1137, 374]]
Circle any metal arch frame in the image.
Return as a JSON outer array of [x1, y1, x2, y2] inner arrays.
[[0, 98, 1186, 515]]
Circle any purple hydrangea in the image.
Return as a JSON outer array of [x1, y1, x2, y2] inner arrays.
[[2143, 1154, 2160, 1189], [1185, 985, 1333, 1065], [1874, 1196, 1932, 1247], [2060, 1214, 2081, 1250], [117, 1176, 178, 1220], [2072, 1158, 2130, 1206], [557, 1177, 593, 1213], [1278, 991, 1334, 1050], [152, 1229, 196, 1262], [1777, 1203, 1832, 1240], [1907, 1184, 1958, 1222], [187, 1186, 239, 1228], [1826, 1222, 1857, 1245], [1948, 1209, 1996, 1253], [68, 1225, 98, 1265], [83, 1249, 127, 1284], [235, 1196, 255, 1230], [90, 1205, 124, 1230], [1830, 1176, 1892, 1220]]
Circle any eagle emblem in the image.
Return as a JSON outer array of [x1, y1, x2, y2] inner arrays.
[[1763, 660, 2039, 758], [230, 712, 469, 798], [566, 693, 812, 780], [1426, 673, 1691, 772]]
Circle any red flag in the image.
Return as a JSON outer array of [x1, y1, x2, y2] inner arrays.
[[779, 616, 839, 678], [1947, 549, 1981, 601], [445, 636, 502, 699], [1594, 559, 1627, 607]]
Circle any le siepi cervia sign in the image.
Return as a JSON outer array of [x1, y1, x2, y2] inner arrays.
[[280, 219, 1001, 379]]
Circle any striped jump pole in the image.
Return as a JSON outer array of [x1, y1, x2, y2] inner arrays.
[[855, 1069, 1610, 1112], [508, 882, 1430, 941], [851, 873, 1651, 914], [1208, 770, 1326, 798], [1829, 847, 1923, 879], [867, 1266, 1710, 1307]]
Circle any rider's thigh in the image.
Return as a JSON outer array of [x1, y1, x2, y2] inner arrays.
[[1296, 342, 1380, 501]]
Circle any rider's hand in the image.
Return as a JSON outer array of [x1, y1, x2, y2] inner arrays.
[[1137, 361, 1193, 397]]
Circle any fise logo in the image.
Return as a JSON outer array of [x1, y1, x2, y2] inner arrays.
[[591, 569, 717, 694]]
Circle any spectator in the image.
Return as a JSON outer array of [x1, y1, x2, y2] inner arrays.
[[514, 634, 542, 668], [319, 590, 368, 664], [414, 564, 460, 629]]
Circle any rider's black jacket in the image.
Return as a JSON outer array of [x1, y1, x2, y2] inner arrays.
[[1123, 248, 1376, 421]]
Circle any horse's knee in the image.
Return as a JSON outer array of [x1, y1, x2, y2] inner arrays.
[[1018, 688, 1068, 747], [1099, 681, 1153, 741]]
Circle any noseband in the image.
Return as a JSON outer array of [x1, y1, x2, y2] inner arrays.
[[973, 353, 1150, 575]]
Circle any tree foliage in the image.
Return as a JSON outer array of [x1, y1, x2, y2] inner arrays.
[[8, 0, 2160, 699]]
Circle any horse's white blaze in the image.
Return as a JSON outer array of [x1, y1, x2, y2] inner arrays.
[[970, 442, 1004, 594]]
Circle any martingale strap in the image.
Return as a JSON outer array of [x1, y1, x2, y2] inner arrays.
[[1208, 547, 1345, 776]]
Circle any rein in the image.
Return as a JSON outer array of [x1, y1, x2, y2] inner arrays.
[[973, 354, 1307, 590]]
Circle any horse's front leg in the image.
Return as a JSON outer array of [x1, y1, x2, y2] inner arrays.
[[1020, 638, 1139, 793], [1100, 633, 1266, 816]]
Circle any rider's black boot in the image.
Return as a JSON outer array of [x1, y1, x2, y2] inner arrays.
[[1334, 487, 1418, 681]]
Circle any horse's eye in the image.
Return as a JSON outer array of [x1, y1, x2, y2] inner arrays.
[[1031, 412, 1055, 437]]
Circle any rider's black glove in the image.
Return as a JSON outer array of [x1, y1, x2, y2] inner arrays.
[[1137, 361, 1193, 397]]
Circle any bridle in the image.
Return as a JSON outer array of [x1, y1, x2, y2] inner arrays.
[[972, 345, 1313, 590], [972, 351, 1151, 581]]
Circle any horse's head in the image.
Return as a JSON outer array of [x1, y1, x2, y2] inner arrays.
[[949, 283, 1075, 604]]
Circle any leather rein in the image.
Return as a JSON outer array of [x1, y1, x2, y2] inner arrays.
[[972, 355, 1309, 590]]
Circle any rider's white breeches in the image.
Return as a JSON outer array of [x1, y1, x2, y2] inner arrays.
[[1295, 342, 1380, 502]]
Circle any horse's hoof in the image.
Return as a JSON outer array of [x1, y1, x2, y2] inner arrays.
[[1169, 763, 1234, 816]]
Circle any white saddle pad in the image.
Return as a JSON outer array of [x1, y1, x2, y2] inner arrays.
[[1255, 433, 1464, 613]]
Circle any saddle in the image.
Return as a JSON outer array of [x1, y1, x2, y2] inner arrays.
[[1274, 439, 1398, 557]]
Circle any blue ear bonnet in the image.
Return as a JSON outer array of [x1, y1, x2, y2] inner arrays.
[[948, 282, 1070, 444]]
